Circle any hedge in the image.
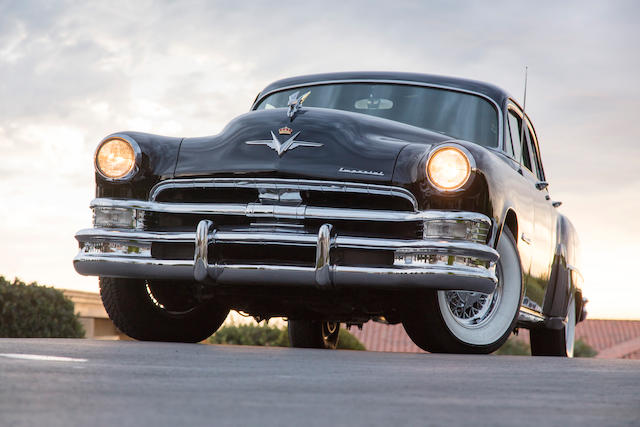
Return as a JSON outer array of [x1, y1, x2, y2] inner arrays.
[[0, 276, 84, 338], [209, 323, 366, 350]]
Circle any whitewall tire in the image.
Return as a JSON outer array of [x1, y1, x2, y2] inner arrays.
[[403, 228, 523, 354]]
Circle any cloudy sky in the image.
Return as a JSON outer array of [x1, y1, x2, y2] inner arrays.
[[1, 0, 638, 319]]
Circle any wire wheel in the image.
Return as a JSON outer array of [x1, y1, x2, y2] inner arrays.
[[443, 264, 503, 329]]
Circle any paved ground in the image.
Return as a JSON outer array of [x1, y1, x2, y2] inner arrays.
[[0, 339, 638, 427]]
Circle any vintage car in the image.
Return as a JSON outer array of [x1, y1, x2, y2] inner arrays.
[[74, 72, 586, 356]]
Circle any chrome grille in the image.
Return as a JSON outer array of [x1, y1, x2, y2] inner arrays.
[[150, 178, 418, 211], [146, 178, 422, 239]]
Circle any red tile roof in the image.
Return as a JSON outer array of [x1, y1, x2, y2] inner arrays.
[[349, 319, 640, 359]]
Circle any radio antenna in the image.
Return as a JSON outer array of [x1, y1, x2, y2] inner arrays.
[[517, 66, 528, 173]]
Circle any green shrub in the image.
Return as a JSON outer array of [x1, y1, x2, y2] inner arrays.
[[494, 335, 597, 357], [0, 276, 84, 338], [494, 336, 531, 355], [337, 328, 366, 350], [209, 323, 289, 347], [209, 322, 366, 350], [574, 338, 597, 358]]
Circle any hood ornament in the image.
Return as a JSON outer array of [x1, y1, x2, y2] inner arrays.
[[246, 130, 322, 157], [287, 91, 311, 120]]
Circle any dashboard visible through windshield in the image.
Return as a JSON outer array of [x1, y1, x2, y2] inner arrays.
[[255, 83, 499, 147]]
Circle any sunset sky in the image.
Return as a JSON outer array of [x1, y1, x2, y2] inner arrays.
[[1, 0, 638, 319]]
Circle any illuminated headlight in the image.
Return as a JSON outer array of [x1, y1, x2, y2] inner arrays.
[[95, 137, 138, 180], [94, 207, 140, 229], [426, 146, 471, 191], [423, 219, 489, 243]]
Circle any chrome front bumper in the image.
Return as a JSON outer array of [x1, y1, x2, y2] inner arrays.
[[74, 219, 499, 294]]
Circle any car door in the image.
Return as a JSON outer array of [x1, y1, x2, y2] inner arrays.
[[524, 118, 556, 312], [505, 105, 535, 295], [505, 104, 556, 312]]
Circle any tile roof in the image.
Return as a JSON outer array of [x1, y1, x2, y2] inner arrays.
[[348, 319, 640, 359]]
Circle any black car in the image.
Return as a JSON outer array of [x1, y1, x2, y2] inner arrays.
[[74, 72, 585, 356]]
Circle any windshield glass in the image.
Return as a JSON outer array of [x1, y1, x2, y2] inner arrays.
[[255, 83, 498, 147]]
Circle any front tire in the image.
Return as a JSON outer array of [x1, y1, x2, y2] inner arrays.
[[288, 320, 340, 349], [403, 228, 523, 354], [530, 294, 576, 357], [100, 277, 229, 343]]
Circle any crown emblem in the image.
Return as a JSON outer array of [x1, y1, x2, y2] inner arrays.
[[278, 126, 293, 135]]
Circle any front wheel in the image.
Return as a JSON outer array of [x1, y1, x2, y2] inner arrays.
[[403, 228, 523, 354], [530, 294, 576, 357], [288, 320, 340, 349], [100, 277, 229, 343]]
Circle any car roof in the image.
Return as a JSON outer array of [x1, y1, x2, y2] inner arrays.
[[255, 71, 512, 108]]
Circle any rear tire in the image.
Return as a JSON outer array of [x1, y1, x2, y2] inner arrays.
[[403, 228, 523, 354], [530, 294, 576, 357], [288, 320, 340, 349], [99, 277, 229, 343]]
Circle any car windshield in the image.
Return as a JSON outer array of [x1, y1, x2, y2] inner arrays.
[[255, 83, 498, 147]]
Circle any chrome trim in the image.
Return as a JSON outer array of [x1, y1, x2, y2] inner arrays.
[[76, 228, 196, 243], [518, 307, 545, 325], [75, 228, 499, 263], [521, 233, 532, 245], [338, 167, 384, 177], [149, 178, 418, 210], [94, 134, 142, 182], [74, 256, 194, 280], [74, 255, 497, 294], [90, 198, 492, 226], [252, 78, 503, 149], [194, 220, 212, 282], [567, 263, 584, 282], [315, 224, 334, 287]]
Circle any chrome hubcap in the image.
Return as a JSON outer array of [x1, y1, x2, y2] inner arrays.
[[444, 265, 503, 328]]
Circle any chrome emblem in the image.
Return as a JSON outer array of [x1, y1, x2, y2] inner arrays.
[[279, 126, 293, 135], [246, 131, 323, 157]]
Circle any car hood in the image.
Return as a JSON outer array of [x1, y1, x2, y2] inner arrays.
[[174, 108, 449, 184]]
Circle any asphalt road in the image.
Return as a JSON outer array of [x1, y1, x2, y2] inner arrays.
[[0, 339, 638, 427]]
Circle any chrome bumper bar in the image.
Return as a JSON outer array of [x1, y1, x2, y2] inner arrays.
[[89, 197, 493, 225], [74, 221, 499, 294]]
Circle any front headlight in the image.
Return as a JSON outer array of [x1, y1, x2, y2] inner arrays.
[[95, 136, 138, 180], [426, 146, 471, 191]]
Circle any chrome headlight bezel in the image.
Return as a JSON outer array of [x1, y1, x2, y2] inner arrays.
[[94, 134, 142, 182], [425, 143, 476, 193]]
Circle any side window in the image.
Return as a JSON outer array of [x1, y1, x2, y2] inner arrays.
[[503, 114, 514, 157], [507, 109, 531, 171], [526, 121, 545, 181]]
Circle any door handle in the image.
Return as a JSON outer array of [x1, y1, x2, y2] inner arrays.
[[535, 181, 549, 190]]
